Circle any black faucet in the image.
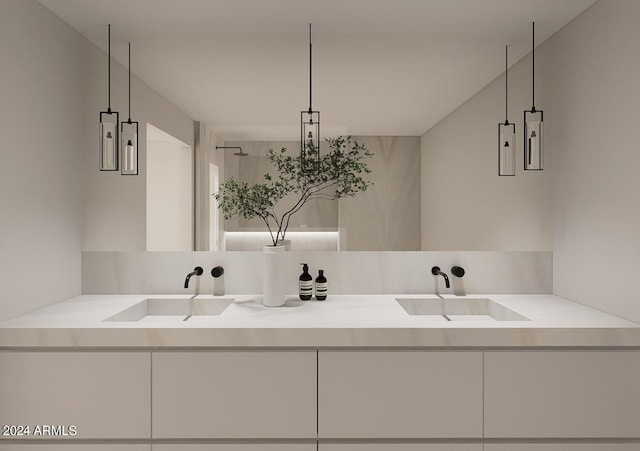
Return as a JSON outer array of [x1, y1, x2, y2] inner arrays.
[[431, 266, 450, 288], [184, 266, 203, 289]]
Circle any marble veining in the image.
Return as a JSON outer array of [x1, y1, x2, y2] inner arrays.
[[81, 250, 552, 296]]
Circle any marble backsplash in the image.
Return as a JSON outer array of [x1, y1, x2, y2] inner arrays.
[[82, 251, 552, 296]]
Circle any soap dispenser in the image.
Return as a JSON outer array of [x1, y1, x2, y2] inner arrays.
[[299, 264, 313, 301], [315, 270, 327, 301]]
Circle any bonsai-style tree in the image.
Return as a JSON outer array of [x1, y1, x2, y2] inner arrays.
[[215, 135, 373, 246]]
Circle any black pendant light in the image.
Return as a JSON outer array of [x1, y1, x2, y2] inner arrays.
[[498, 45, 515, 176], [121, 42, 139, 175], [301, 23, 320, 172], [524, 22, 543, 171], [99, 24, 119, 171]]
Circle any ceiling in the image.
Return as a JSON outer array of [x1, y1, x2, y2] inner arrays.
[[38, 0, 597, 140]]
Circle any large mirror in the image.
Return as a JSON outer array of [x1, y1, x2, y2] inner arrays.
[[113, 116, 551, 254], [194, 124, 422, 251]]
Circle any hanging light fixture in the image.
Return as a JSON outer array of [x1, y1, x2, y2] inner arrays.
[[99, 24, 119, 171], [301, 23, 320, 172], [498, 45, 515, 176], [524, 21, 543, 171], [121, 42, 139, 175]]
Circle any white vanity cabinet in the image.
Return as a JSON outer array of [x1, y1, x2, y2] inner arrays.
[[319, 445, 482, 451], [484, 445, 640, 451], [151, 351, 317, 439], [0, 446, 149, 451], [153, 445, 316, 451], [3, 347, 639, 450], [318, 351, 483, 439], [0, 352, 150, 440], [484, 351, 640, 439]]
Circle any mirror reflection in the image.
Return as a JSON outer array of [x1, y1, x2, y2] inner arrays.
[[195, 133, 421, 251]]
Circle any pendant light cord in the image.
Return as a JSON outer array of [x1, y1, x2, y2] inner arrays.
[[505, 45, 508, 123], [107, 24, 111, 112], [531, 21, 535, 110], [308, 23, 313, 114], [128, 42, 131, 122]]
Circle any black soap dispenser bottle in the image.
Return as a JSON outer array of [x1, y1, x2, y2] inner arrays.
[[315, 269, 327, 301], [299, 263, 313, 301]]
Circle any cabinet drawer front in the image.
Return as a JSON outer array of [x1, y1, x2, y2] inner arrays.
[[320, 445, 482, 451], [0, 446, 149, 451], [318, 351, 483, 438], [484, 351, 640, 438], [485, 445, 640, 451], [152, 351, 316, 439], [0, 352, 150, 439], [153, 445, 316, 451]]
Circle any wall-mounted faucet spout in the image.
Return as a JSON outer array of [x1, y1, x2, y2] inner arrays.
[[184, 266, 203, 289], [431, 266, 450, 288]]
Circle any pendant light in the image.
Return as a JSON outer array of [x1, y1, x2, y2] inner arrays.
[[121, 42, 139, 175], [524, 22, 543, 171], [498, 45, 515, 176], [99, 24, 119, 171], [301, 23, 320, 172]]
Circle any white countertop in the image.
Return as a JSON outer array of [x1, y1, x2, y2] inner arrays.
[[1, 294, 639, 348]]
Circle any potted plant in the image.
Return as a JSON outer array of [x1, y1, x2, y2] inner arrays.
[[215, 135, 373, 247], [215, 135, 373, 307]]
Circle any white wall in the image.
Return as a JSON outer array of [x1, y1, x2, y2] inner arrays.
[[194, 123, 225, 251], [421, 40, 553, 251], [82, 33, 194, 251], [550, 0, 640, 323], [420, 0, 640, 322], [0, 0, 83, 321], [340, 136, 421, 251], [147, 132, 193, 251]]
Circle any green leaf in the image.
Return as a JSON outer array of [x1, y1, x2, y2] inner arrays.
[[213, 136, 373, 243]]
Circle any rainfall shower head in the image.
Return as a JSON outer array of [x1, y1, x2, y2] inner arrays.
[[216, 146, 248, 157]]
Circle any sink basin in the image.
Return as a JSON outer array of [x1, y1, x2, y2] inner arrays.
[[102, 297, 234, 322], [395, 297, 529, 321]]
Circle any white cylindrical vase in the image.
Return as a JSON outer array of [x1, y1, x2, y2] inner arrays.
[[263, 244, 286, 307]]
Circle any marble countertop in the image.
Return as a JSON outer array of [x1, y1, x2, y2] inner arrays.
[[1, 294, 639, 348]]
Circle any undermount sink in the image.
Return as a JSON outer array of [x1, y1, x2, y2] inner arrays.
[[102, 297, 234, 322], [395, 297, 529, 321]]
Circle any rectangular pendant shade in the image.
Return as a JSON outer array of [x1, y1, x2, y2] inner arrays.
[[524, 109, 543, 171], [498, 122, 516, 176], [301, 110, 320, 171], [99, 110, 119, 171], [120, 120, 139, 175]]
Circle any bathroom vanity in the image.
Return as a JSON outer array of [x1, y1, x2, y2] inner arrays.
[[1, 294, 639, 451]]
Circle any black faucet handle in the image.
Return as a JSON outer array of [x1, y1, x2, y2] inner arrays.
[[451, 266, 465, 278], [211, 266, 224, 278], [431, 265, 450, 288]]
